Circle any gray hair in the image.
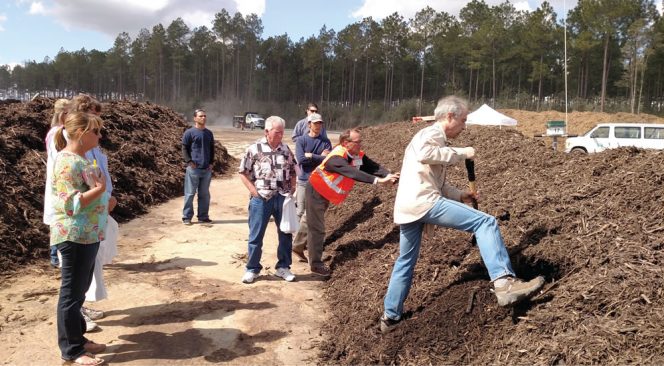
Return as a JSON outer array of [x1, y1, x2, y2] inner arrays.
[[434, 96, 469, 121], [265, 116, 285, 131]]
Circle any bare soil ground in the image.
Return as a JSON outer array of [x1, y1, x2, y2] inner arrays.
[[0, 127, 332, 365]]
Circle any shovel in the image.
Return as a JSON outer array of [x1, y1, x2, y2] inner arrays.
[[465, 159, 478, 245]]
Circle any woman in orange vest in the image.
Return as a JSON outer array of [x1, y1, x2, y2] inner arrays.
[[305, 128, 400, 276]]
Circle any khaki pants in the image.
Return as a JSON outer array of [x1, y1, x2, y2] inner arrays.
[[293, 181, 309, 252], [305, 183, 330, 266]]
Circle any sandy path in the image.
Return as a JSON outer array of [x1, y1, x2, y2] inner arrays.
[[0, 127, 338, 365]]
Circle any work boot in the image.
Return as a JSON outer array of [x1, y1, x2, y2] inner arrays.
[[310, 264, 331, 277], [379, 314, 402, 334], [494, 276, 545, 306]]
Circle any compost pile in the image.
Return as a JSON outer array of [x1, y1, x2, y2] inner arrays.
[[0, 98, 235, 272], [320, 122, 664, 365]]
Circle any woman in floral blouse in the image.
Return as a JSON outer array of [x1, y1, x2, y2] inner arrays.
[[51, 111, 109, 366]]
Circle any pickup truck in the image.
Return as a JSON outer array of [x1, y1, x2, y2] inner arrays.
[[233, 112, 265, 130]]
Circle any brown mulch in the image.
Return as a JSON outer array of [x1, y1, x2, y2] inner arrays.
[[319, 121, 664, 365], [0, 98, 236, 273]]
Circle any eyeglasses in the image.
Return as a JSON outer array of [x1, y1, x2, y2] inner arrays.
[[308, 109, 318, 113], [349, 139, 362, 144], [312, 121, 324, 124]]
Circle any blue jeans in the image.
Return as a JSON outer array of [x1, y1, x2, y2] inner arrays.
[[383, 198, 515, 320], [246, 195, 293, 273], [56, 241, 99, 360], [50, 245, 59, 265], [183, 166, 212, 220]]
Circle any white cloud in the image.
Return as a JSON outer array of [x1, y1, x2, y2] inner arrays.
[[351, 0, 498, 19], [29, 1, 46, 15], [48, 0, 252, 38], [351, 0, 580, 20], [235, 0, 265, 16], [0, 13, 6, 32], [657, 0, 663, 15], [513, 1, 533, 12], [5, 62, 20, 71]]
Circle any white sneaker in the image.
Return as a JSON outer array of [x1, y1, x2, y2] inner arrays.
[[82, 313, 100, 332], [275, 268, 295, 282], [241, 271, 259, 284], [81, 306, 104, 320]]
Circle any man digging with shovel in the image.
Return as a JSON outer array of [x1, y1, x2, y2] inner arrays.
[[380, 95, 544, 333]]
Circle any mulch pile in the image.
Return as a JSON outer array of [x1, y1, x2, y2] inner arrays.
[[319, 122, 664, 364], [0, 98, 235, 273]]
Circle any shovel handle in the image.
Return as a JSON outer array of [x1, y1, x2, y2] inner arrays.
[[465, 159, 478, 210]]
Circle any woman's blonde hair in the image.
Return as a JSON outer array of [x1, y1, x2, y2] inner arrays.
[[50, 99, 70, 127], [69, 93, 102, 114], [54, 112, 103, 151]]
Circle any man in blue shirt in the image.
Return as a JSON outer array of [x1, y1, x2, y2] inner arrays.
[[182, 109, 215, 225], [291, 102, 328, 143], [292, 113, 332, 262]]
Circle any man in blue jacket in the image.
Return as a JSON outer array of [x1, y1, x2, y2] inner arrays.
[[292, 113, 332, 262], [182, 109, 215, 225]]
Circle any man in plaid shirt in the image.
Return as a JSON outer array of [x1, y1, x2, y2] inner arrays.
[[238, 116, 297, 284]]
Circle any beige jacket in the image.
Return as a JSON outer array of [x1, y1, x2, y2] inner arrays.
[[393, 123, 471, 224]]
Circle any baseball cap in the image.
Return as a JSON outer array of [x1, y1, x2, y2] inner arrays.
[[307, 113, 323, 123]]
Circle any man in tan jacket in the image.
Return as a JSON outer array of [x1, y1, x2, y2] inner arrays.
[[380, 95, 544, 333]]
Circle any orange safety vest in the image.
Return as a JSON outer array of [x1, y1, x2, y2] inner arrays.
[[309, 145, 365, 205]]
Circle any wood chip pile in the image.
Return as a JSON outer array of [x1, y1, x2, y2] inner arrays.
[[320, 121, 664, 365], [0, 98, 235, 272]]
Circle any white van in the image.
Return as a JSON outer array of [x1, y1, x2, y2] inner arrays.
[[565, 123, 664, 153]]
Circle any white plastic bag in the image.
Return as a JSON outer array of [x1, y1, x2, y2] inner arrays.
[[97, 215, 119, 265], [280, 195, 300, 234]]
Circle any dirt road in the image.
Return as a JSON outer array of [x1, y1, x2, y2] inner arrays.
[[0, 127, 338, 365]]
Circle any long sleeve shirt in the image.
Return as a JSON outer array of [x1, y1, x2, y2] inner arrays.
[[44, 126, 61, 225], [323, 149, 389, 184], [85, 147, 113, 194], [393, 123, 472, 224], [182, 127, 215, 169], [295, 133, 332, 182]]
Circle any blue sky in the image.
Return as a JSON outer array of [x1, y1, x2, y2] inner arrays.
[[3, 0, 652, 68]]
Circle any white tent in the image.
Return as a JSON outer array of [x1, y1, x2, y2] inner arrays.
[[466, 104, 517, 126]]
